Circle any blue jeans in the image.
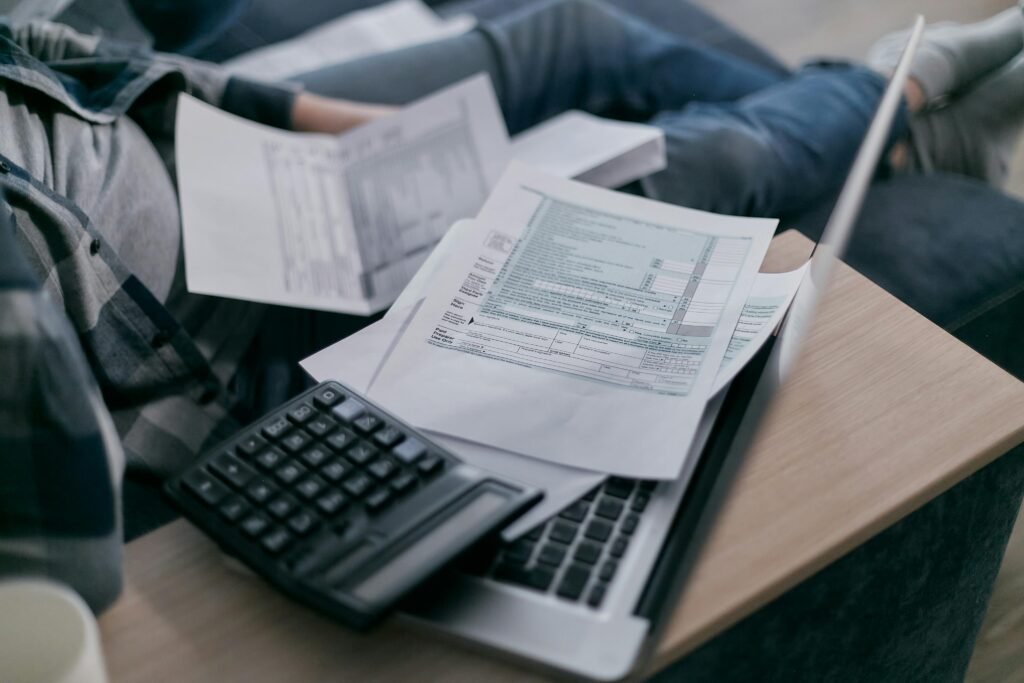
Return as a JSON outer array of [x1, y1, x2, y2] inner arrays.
[[298, 0, 905, 218]]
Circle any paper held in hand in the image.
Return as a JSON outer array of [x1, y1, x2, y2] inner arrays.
[[367, 163, 777, 479], [176, 74, 509, 315], [176, 72, 667, 316]]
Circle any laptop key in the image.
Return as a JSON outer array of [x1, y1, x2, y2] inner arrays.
[[505, 540, 535, 564], [621, 513, 640, 535], [584, 519, 613, 543], [587, 583, 607, 608], [556, 563, 592, 601], [559, 501, 589, 523], [631, 493, 650, 513], [549, 520, 579, 545], [604, 477, 635, 499], [598, 560, 618, 582], [574, 541, 602, 565], [595, 497, 624, 521], [537, 542, 568, 567], [610, 536, 630, 559]]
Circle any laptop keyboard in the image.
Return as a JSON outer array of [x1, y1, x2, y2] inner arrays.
[[482, 477, 657, 608]]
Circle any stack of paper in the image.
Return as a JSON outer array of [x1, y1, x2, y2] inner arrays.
[[224, 0, 476, 82], [302, 163, 807, 537], [176, 74, 667, 316]]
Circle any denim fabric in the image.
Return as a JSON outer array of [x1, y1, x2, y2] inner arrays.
[[297, 0, 895, 221]]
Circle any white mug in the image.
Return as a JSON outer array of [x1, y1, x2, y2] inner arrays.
[[0, 578, 109, 683]]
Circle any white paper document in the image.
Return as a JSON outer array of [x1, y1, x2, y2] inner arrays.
[[224, 0, 475, 82], [300, 277, 606, 539], [712, 265, 808, 394], [369, 163, 776, 478], [510, 111, 666, 189], [176, 75, 510, 315]]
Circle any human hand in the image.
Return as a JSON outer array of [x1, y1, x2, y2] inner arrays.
[[291, 92, 397, 134]]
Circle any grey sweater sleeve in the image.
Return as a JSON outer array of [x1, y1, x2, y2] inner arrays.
[[0, 206, 125, 615]]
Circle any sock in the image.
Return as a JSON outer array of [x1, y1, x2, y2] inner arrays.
[[867, 8, 1024, 103], [905, 52, 1024, 186]]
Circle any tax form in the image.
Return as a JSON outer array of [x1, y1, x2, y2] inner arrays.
[[176, 74, 509, 315], [301, 219, 805, 535], [712, 265, 808, 394], [369, 164, 776, 479], [224, 0, 475, 82]]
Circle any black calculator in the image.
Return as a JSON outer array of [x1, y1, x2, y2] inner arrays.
[[165, 381, 542, 629]]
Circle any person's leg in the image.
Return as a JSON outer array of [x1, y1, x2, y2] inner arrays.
[[297, 0, 783, 135], [642, 64, 906, 217], [192, 0, 397, 62]]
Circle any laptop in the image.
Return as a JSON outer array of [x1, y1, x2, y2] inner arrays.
[[403, 18, 925, 681]]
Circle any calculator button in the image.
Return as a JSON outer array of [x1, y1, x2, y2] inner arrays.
[[325, 429, 357, 452], [305, 416, 337, 438], [316, 490, 348, 516], [295, 476, 327, 501], [320, 459, 350, 483], [240, 514, 270, 537], [345, 442, 378, 466], [353, 414, 381, 434], [299, 445, 331, 469], [183, 470, 229, 506], [392, 438, 426, 464], [313, 387, 344, 409], [280, 430, 313, 454], [261, 415, 293, 441], [209, 452, 256, 489], [373, 426, 404, 448], [287, 512, 318, 537], [274, 461, 306, 486], [390, 472, 417, 495], [218, 496, 250, 522], [416, 455, 444, 478], [365, 488, 393, 513], [245, 478, 278, 504], [331, 399, 366, 423], [367, 458, 398, 481], [255, 447, 286, 471], [342, 473, 373, 498], [267, 495, 298, 520], [287, 403, 315, 425], [261, 527, 293, 555], [236, 434, 267, 458]]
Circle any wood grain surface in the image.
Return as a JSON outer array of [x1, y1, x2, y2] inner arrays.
[[99, 231, 1024, 681]]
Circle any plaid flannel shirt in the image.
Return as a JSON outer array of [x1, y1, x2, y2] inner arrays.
[[0, 19, 296, 612]]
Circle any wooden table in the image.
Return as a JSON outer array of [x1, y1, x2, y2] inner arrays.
[[100, 231, 1024, 681]]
